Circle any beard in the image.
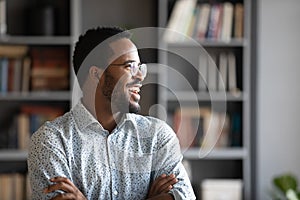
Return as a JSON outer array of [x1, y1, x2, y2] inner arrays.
[[102, 72, 140, 114]]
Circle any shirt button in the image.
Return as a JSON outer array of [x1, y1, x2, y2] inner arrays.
[[113, 190, 118, 196]]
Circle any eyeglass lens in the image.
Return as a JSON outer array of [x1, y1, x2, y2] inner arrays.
[[131, 63, 147, 78]]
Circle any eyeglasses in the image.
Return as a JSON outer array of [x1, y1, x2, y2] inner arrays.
[[109, 62, 147, 78]]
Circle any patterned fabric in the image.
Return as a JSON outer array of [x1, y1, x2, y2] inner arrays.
[[28, 102, 196, 200]]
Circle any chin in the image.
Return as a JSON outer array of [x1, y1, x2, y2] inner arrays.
[[129, 102, 140, 113]]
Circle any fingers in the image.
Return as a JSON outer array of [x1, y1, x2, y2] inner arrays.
[[44, 177, 75, 194], [51, 193, 76, 200], [148, 173, 178, 197], [155, 174, 178, 193], [44, 177, 87, 200]]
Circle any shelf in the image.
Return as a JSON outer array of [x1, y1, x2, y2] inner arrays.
[[183, 147, 247, 160], [0, 35, 72, 45], [0, 91, 71, 101], [167, 38, 246, 48], [0, 150, 28, 161], [167, 91, 244, 101]]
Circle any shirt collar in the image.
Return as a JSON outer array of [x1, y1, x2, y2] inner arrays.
[[72, 101, 139, 132], [72, 101, 100, 131]]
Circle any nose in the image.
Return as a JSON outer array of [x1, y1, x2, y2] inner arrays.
[[133, 68, 145, 82]]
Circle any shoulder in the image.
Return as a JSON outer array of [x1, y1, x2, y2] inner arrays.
[[30, 110, 74, 145]]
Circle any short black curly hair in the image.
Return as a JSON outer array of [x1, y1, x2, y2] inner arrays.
[[72, 26, 131, 86]]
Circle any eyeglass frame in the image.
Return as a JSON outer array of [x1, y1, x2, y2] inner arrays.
[[109, 61, 147, 78]]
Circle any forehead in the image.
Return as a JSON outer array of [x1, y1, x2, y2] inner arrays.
[[108, 38, 140, 63]]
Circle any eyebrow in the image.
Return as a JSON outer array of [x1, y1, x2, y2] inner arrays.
[[123, 60, 138, 64], [110, 60, 140, 66]]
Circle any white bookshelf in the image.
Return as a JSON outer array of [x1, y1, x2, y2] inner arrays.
[[158, 0, 253, 199]]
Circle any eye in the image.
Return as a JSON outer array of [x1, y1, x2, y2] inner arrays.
[[124, 63, 132, 70]]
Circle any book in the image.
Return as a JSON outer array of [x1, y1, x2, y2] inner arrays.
[[0, 45, 28, 58], [0, 174, 13, 200], [0, 173, 26, 200], [207, 53, 217, 91], [173, 108, 198, 150], [17, 113, 30, 150], [228, 52, 239, 93], [234, 3, 244, 39], [12, 59, 22, 91], [14, 173, 25, 200], [31, 76, 69, 91], [0, 57, 8, 93], [220, 2, 234, 41], [186, 6, 198, 37], [198, 53, 208, 91], [196, 4, 211, 40], [0, 0, 7, 35], [21, 57, 31, 92], [218, 52, 228, 91], [215, 112, 230, 148], [31, 67, 69, 78], [181, 0, 198, 38], [164, 0, 197, 42], [207, 4, 223, 39], [7, 58, 22, 92], [201, 110, 220, 149], [164, 0, 186, 42], [230, 112, 242, 147]]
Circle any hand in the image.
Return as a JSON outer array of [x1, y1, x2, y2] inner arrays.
[[147, 174, 178, 199], [43, 177, 87, 200]]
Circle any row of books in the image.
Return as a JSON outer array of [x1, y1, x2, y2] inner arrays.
[[199, 51, 239, 93], [0, 105, 64, 150], [30, 47, 70, 91], [165, 0, 243, 42], [173, 107, 242, 150], [0, 45, 70, 93], [0, 173, 31, 200]]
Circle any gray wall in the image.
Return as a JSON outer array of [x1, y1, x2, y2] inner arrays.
[[256, 0, 300, 199]]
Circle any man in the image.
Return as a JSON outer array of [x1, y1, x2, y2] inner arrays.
[[28, 27, 196, 200]]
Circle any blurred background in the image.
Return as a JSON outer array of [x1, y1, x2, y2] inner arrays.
[[0, 0, 299, 199]]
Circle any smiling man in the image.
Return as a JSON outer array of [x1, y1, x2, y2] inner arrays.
[[28, 27, 196, 200]]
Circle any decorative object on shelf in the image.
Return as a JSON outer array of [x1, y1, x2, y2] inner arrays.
[[201, 179, 243, 200], [27, 1, 56, 36], [271, 173, 300, 200]]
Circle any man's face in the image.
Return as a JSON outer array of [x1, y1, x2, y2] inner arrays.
[[100, 38, 143, 114]]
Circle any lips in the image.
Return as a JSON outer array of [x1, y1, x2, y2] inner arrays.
[[128, 84, 142, 101], [129, 88, 140, 94]]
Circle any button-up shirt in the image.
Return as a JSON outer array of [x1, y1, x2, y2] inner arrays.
[[28, 102, 196, 200]]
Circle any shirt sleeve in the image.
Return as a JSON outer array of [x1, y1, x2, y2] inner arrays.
[[152, 122, 196, 200], [27, 123, 72, 200]]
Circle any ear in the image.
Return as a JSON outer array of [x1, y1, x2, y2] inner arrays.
[[88, 66, 103, 83]]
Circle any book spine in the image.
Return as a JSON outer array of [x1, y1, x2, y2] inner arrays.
[[1, 58, 8, 93], [0, 0, 7, 35]]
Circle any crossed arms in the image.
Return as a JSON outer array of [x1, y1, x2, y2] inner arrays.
[[43, 174, 177, 200]]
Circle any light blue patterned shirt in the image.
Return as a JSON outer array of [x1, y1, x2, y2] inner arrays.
[[28, 102, 196, 200]]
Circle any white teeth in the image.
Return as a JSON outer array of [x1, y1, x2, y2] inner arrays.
[[129, 88, 140, 94]]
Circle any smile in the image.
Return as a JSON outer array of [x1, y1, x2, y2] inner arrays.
[[129, 88, 140, 94]]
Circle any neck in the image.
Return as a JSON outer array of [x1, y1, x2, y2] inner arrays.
[[82, 94, 120, 133]]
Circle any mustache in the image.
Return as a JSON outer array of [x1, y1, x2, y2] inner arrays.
[[126, 79, 142, 87]]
